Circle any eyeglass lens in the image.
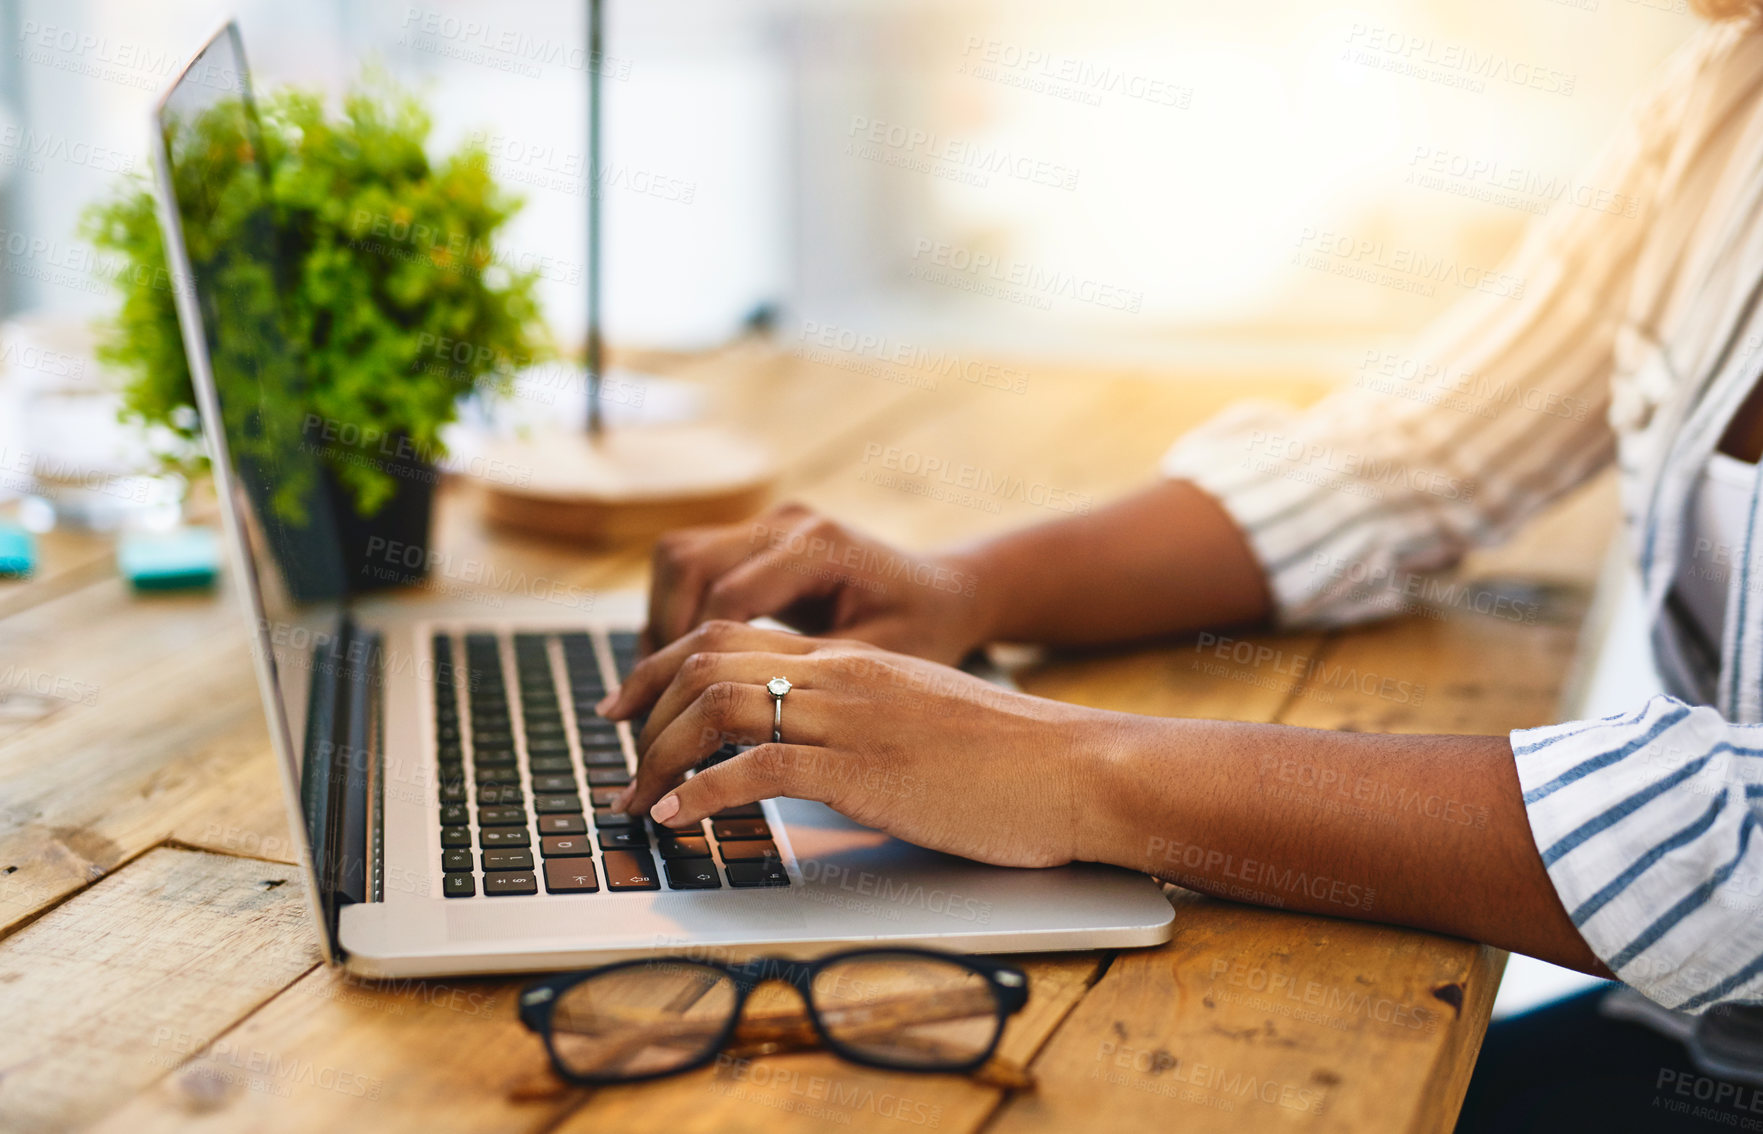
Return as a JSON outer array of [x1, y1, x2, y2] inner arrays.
[[810, 952, 1003, 1068], [551, 961, 739, 1079]]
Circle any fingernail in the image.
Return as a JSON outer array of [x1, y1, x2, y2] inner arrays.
[[650, 794, 680, 823]]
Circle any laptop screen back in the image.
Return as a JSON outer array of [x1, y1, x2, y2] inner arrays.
[[151, 24, 360, 950]]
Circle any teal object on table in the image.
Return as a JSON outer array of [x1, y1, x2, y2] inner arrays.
[[0, 522, 34, 578], [117, 526, 221, 592]]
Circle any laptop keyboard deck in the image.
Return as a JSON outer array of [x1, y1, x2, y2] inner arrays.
[[430, 629, 787, 898]]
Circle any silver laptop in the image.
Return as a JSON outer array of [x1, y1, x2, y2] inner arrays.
[[149, 22, 1174, 978]]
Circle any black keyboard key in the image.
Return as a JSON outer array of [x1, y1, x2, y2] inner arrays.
[[590, 787, 626, 809], [541, 835, 594, 858], [712, 820, 772, 841], [581, 749, 627, 768], [440, 803, 469, 826], [586, 766, 631, 787], [473, 747, 516, 765], [718, 839, 780, 862], [658, 835, 710, 860], [535, 794, 583, 814], [441, 826, 471, 848], [442, 849, 473, 872], [476, 784, 525, 806], [525, 737, 572, 756], [712, 804, 765, 820], [484, 871, 538, 896], [698, 744, 739, 769], [480, 827, 531, 849], [602, 849, 659, 891], [478, 806, 527, 827], [531, 774, 576, 795], [599, 828, 650, 851], [472, 730, 514, 748], [483, 848, 535, 871], [444, 873, 475, 898], [544, 859, 599, 893], [593, 808, 638, 829], [538, 814, 587, 835], [529, 755, 573, 775], [524, 718, 567, 737], [665, 857, 721, 889], [439, 782, 468, 804], [476, 771, 522, 788], [726, 860, 789, 887]]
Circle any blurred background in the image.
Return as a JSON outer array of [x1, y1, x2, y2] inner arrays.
[[0, 0, 1699, 1015], [0, 0, 1695, 362]]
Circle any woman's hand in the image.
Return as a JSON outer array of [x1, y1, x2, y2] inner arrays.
[[639, 502, 995, 666], [599, 621, 1134, 869]]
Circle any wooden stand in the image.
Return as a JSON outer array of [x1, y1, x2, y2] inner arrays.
[[473, 423, 774, 544]]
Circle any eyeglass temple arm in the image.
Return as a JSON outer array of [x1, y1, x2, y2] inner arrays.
[[552, 984, 1000, 1050], [548, 985, 1034, 1088]]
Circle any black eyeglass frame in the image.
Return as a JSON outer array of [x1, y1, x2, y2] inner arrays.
[[517, 947, 1031, 1085]]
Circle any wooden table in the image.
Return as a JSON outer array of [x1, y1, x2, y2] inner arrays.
[[0, 343, 1617, 1133]]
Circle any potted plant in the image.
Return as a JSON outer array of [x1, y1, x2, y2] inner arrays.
[[83, 74, 551, 599]]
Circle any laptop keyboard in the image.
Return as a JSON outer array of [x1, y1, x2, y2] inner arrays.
[[431, 629, 788, 898]]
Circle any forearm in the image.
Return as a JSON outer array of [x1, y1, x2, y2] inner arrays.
[[949, 479, 1273, 647], [1082, 715, 1611, 976]]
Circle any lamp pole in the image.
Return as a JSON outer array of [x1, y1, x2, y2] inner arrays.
[[585, 0, 604, 438]]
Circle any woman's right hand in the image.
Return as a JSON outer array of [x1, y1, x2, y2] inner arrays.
[[638, 502, 995, 666]]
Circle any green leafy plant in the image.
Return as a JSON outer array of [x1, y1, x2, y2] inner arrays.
[[82, 74, 551, 521]]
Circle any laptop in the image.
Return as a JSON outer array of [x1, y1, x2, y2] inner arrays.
[[149, 22, 1175, 978]]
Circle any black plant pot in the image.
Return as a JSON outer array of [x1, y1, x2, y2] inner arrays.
[[333, 448, 437, 596], [239, 439, 437, 605]]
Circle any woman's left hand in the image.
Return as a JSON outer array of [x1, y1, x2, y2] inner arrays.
[[598, 621, 1134, 869]]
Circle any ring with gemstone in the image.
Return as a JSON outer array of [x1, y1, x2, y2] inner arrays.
[[767, 676, 792, 744]]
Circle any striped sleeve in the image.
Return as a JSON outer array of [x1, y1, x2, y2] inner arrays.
[[1514, 695, 1763, 1013], [1160, 30, 1717, 629]]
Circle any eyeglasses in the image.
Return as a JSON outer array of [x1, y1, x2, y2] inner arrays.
[[517, 947, 1030, 1085]]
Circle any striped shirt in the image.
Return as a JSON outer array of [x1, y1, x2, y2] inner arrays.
[[1162, 23, 1763, 1014]]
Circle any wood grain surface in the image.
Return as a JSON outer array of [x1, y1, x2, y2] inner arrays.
[[0, 348, 1615, 1132]]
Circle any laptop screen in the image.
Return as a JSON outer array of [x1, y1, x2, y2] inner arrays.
[[152, 24, 360, 947]]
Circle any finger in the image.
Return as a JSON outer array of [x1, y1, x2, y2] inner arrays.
[[644, 503, 818, 651], [650, 743, 839, 826], [599, 619, 814, 719], [643, 528, 757, 653], [619, 684, 832, 816], [697, 543, 840, 628], [636, 650, 821, 755]]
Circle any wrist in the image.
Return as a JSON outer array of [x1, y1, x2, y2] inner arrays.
[[937, 541, 1011, 651], [1068, 711, 1167, 868]]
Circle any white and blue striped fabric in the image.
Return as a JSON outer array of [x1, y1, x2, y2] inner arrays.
[[1162, 24, 1763, 1013]]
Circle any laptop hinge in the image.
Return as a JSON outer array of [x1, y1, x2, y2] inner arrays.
[[300, 614, 381, 955]]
